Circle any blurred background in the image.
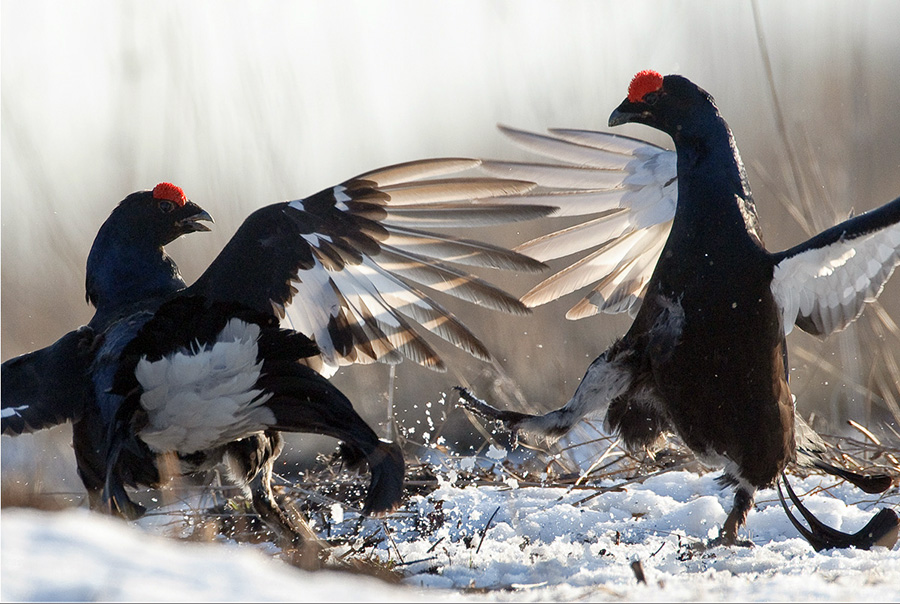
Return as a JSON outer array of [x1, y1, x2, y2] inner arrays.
[[3, 0, 899, 496]]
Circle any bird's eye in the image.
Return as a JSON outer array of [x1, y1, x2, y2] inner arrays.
[[158, 200, 175, 213], [643, 91, 660, 106]]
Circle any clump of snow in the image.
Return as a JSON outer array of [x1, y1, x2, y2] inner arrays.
[[486, 445, 508, 461], [330, 502, 345, 524]]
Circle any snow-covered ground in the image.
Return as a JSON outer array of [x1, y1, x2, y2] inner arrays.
[[4, 450, 899, 602]]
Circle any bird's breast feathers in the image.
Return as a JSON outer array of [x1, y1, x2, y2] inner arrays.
[[135, 318, 276, 454]]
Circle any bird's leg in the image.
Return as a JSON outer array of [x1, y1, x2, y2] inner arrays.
[[454, 386, 529, 447], [456, 348, 632, 444], [248, 461, 327, 571], [455, 387, 531, 426], [695, 486, 755, 549], [454, 385, 598, 445], [718, 487, 755, 547], [222, 433, 327, 567]]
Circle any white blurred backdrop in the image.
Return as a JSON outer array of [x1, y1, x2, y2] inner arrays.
[[3, 1, 899, 492]]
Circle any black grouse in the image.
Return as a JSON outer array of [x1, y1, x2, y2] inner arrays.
[[458, 71, 900, 550], [2, 164, 553, 553]]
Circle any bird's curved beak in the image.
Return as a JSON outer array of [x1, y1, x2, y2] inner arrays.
[[608, 99, 650, 128], [177, 201, 214, 233]]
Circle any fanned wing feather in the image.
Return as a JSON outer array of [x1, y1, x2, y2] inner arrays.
[[567, 223, 670, 319], [521, 222, 669, 314], [495, 125, 662, 169], [382, 224, 546, 271], [353, 157, 482, 186], [373, 245, 530, 314], [481, 161, 635, 190], [349, 258, 493, 362], [187, 158, 553, 375], [377, 177, 537, 206], [516, 208, 634, 261], [383, 202, 556, 227], [325, 265, 440, 369], [485, 126, 677, 316]]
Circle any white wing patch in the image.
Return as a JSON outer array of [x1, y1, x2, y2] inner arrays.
[[1, 405, 29, 420], [773, 222, 900, 336], [282, 255, 343, 377], [136, 318, 275, 454]]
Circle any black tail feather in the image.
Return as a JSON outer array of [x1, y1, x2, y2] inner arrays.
[[811, 459, 894, 494], [262, 363, 406, 516], [100, 436, 147, 521], [356, 440, 405, 516], [778, 473, 899, 551], [99, 390, 151, 521]]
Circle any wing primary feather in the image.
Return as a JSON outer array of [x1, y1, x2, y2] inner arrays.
[[382, 224, 547, 272], [373, 245, 531, 315]]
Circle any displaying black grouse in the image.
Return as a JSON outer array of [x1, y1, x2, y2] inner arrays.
[[2, 164, 553, 552], [459, 71, 900, 550]]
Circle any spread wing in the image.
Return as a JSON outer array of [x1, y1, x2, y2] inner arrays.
[[489, 127, 900, 338], [481, 126, 677, 319], [1, 327, 96, 435], [771, 197, 900, 337], [186, 158, 556, 375]]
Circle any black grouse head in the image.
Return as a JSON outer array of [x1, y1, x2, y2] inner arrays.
[[84, 183, 214, 310], [608, 71, 722, 141], [112, 183, 214, 246]]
